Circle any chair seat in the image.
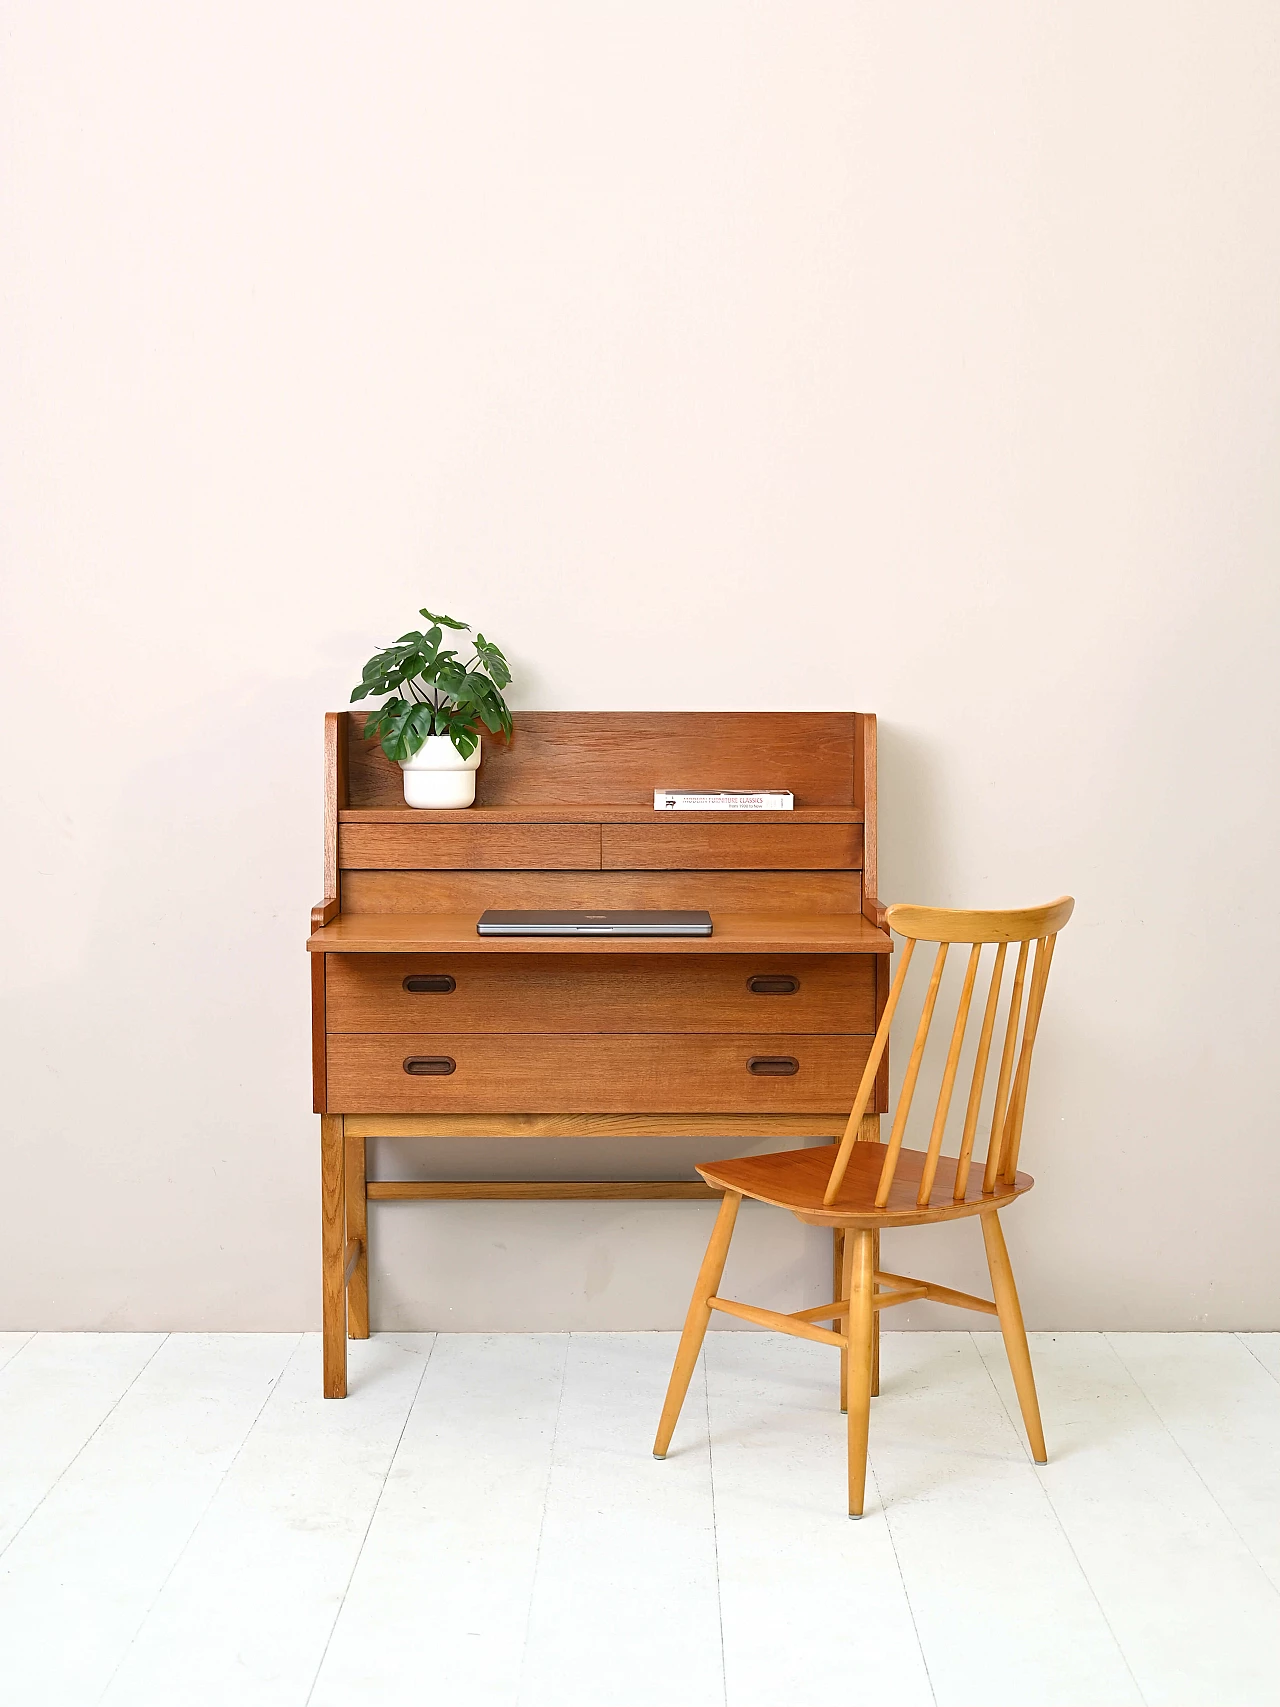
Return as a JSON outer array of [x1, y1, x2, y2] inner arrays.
[[696, 1140, 1033, 1227]]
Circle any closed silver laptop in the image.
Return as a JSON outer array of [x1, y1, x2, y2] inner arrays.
[[476, 909, 713, 937]]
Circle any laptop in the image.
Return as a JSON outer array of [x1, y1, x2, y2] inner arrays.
[[476, 908, 713, 937]]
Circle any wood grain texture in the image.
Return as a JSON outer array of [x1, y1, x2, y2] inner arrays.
[[982, 1209, 1047, 1461], [873, 950, 891, 1111], [885, 896, 1075, 944], [708, 1296, 846, 1348], [324, 712, 349, 902], [320, 1115, 346, 1398], [311, 954, 327, 1114], [602, 823, 861, 871], [339, 823, 601, 871], [653, 1191, 742, 1457], [366, 1179, 720, 1200], [873, 1268, 997, 1316], [326, 1033, 874, 1114], [343, 1130, 368, 1338], [308, 911, 892, 955], [344, 711, 859, 808], [343, 1112, 852, 1138], [339, 868, 862, 914], [696, 1140, 1033, 1228], [855, 712, 880, 926], [846, 1226, 875, 1517], [325, 953, 876, 1035], [341, 805, 863, 824]]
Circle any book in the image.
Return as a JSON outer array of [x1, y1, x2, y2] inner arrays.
[[653, 789, 794, 811]]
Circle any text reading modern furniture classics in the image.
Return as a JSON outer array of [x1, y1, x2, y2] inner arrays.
[[308, 711, 891, 1398], [653, 896, 1074, 1517]]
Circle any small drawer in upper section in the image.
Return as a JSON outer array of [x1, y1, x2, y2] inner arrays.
[[339, 822, 601, 870], [601, 823, 862, 871]]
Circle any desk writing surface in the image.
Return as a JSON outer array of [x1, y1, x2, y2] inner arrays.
[[307, 911, 893, 955]]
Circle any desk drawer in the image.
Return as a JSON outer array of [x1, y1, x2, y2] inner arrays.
[[325, 954, 875, 1034], [338, 823, 600, 870], [326, 1033, 871, 1113], [601, 824, 861, 870]]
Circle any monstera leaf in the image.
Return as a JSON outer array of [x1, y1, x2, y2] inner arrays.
[[351, 605, 515, 763]]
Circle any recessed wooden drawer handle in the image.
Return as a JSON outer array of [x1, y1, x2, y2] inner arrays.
[[747, 974, 800, 995], [402, 975, 457, 994], [747, 1056, 799, 1076], [403, 1056, 457, 1076]]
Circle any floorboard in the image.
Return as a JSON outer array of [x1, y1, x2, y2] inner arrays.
[[704, 1332, 934, 1707], [0, 1335, 295, 1706], [311, 1333, 563, 1707], [0, 1332, 166, 1557], [516, 1333, 723, 1707], [100, 1334, 427, 1707], [1, 1331, 1277, 1707], [974, 1330, 1280, 1707]]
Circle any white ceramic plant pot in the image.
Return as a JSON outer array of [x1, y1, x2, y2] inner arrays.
[[399, 735, 482, 808]]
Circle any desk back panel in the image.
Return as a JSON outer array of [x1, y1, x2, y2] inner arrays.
[[344, 710, 859, 809]]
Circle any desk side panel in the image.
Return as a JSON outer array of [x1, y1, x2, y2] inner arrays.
[[311, 954, 327, 1113]]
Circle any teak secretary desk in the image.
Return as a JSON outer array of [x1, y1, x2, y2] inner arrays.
[[307, 711, 892, 1397]]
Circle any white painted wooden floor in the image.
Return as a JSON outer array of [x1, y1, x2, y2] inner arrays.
[[0, 1331, 1277, 1706]]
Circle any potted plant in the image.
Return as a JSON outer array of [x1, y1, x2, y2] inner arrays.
[[351, 607, 513, 807]]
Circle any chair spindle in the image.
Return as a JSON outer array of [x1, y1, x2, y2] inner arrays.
[[999, 935, 1057, 1184], [983, 939, 1030, 1193], [916, 943, 982, 1206], [953, 941, 1007, 1199], [874, 941, 949, 1208]]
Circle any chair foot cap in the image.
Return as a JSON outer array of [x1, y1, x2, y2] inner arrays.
[[1033, 1457, 1048, 1466], [849, 1513, 863, 1521], [652, 1452, 666, 1460]]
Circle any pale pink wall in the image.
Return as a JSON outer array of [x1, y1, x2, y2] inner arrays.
[[2, 2, 1277, 1329]]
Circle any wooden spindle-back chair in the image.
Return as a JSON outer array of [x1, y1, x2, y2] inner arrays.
[[653, 896, 1074, 1518]]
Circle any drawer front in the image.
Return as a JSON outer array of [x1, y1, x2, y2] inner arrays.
[[326, 954, 876, 1034], [340, 869, 862, 914], [326, 1034, 872, 1113], [338, 823, 601, 870], [601, 824, 861, 870]]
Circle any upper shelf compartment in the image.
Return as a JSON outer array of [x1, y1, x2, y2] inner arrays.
[[343, 711, 865, 809]]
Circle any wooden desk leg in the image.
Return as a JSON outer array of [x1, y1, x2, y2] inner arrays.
[[344, 1127, 369, 1340], [321, 1114, 347, 1398]]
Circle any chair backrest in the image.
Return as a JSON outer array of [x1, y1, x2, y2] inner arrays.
[[824, 898, 1075, 1209]]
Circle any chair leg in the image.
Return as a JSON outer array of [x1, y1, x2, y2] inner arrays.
[[846, 1227, 875, 1518], [834, 1227, 847, 1411], [653, 1191, 742, 1458], [320, 1115, 347, 1398], [981, 1210, 1046, 1463], [871, 1229, 881, 1398], [344, 1129, 369, 1340]]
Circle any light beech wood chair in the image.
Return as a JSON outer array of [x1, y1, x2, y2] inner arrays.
[[653, 896, 1074, 1517]]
